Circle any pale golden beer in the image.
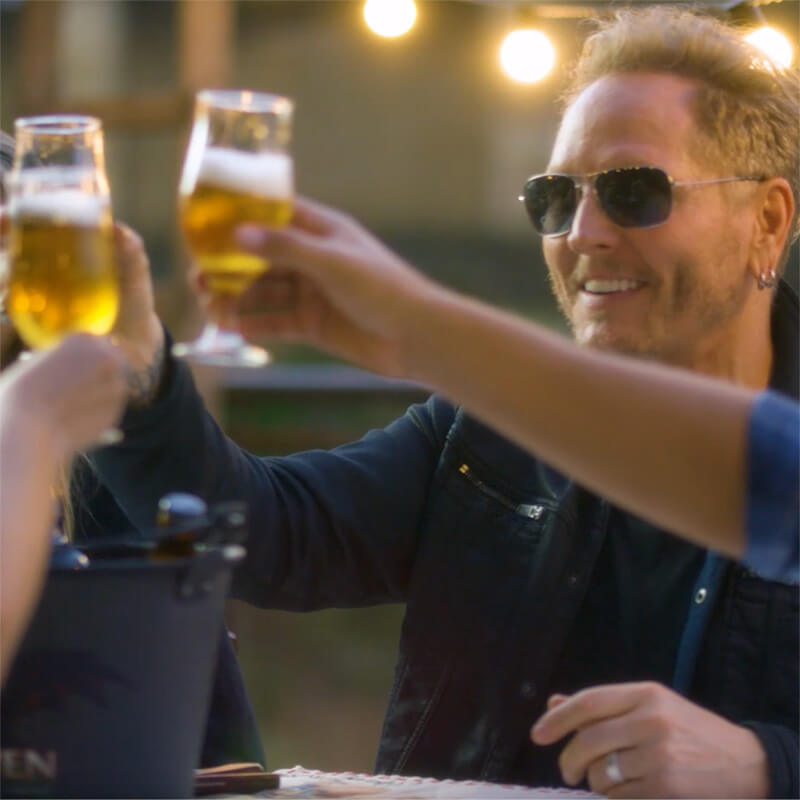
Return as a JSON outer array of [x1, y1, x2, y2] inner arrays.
[[180, 147, 293, 296], [174, 90, 293, 366], [7, 190, 118, 349]]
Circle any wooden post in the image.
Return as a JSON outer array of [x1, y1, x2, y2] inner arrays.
[[179, 0, 234, 91], [17, 1, 60, 115], [177, 0, 236, 421]]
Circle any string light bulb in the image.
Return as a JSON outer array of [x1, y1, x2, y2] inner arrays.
[[363, 0, 417, 38], [500, 28, 555, 84], [745, 26, 794, 67]]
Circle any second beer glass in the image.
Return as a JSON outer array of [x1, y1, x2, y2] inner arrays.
[[174, 90, 294, 367]]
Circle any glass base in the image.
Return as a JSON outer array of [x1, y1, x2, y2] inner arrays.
[[172, 324, 271, 368]]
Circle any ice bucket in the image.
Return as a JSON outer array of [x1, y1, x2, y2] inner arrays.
[[0, 498, 246, 799]]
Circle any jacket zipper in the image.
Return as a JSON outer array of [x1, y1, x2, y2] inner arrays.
[[457, 463, 545, 520]]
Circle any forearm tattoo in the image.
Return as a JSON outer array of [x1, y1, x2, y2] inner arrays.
[[126, 337, 166, 408]]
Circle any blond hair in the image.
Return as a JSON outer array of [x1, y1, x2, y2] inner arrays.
[[564, 5, 800, 266]]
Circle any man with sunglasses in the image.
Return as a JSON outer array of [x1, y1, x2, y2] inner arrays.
[[95, 5, 798, 798]]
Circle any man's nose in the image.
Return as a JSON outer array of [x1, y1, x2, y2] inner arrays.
[[566, 187, 620, 253]]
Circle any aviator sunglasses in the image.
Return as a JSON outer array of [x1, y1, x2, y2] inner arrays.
[[520, 166, 762, 237]]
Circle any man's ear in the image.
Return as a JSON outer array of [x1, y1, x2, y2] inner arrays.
[[747, 178, 794, 281]]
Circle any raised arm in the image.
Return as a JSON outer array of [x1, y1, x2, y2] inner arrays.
[[220, 196, 797, 575], [0, 334, 126, 682], [92, 221, 455, 609]]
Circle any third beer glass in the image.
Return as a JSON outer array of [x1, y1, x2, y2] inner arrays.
[[174, 90, 294, 366], [7, 116, 118, 350]]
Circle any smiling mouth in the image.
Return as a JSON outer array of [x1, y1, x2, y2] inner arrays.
[[581, 278, 644, 295]]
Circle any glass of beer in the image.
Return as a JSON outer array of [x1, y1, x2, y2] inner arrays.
[[6, 115, 122, 445], [6, 115, 118, 350], [173, 89, 294, 367], [0, 172, 9, 309]]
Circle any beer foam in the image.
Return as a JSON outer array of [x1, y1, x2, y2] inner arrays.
[[11, 190, 108, 225], [197, 148, 293, 198]]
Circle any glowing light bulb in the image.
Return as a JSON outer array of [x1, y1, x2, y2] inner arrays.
[[745, 26, 794, 68], [364, 0, 417, 38], [500, 29, 555, 84]]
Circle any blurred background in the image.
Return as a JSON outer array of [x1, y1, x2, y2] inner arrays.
[[2, 0, 798, 774]]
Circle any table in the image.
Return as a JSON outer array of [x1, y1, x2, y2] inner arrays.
[[261, 766, 602, 798]]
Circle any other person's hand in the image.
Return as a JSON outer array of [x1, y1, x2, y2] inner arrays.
[[0, 333, 128, 460], [530, 681, 769, 798]]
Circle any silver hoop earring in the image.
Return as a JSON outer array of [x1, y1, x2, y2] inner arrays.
[[757, 269, 777, 290]]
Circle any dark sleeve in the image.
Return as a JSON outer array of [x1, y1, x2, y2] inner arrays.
[[742, 721, 798, 799], [69, 458, 138, 541], [744, 392, 800, 584], [90, 351, 455, 610]]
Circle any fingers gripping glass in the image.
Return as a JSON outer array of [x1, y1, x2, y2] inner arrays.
[[520, 167, 761, 237]]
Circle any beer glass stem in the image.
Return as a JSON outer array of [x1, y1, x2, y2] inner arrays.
[[172, 322, 270, 368]]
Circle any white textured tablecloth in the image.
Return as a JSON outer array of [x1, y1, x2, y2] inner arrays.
[[268, 766, 603, 798]]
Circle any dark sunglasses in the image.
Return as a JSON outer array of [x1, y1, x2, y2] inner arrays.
[[520, 166, 761, 238]]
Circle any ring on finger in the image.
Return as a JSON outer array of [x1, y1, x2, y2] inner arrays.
[[605, 750, 624, 785]]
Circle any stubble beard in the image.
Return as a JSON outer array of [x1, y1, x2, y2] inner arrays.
[[550, 264, 750, 367]]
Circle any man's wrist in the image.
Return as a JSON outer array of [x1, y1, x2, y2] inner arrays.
[[392, 280, 454, 381], [125, 325, 167, 409], [735, 725, 770, 798]]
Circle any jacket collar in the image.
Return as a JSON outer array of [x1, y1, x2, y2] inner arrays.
[[769, 280, 799, 401]]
